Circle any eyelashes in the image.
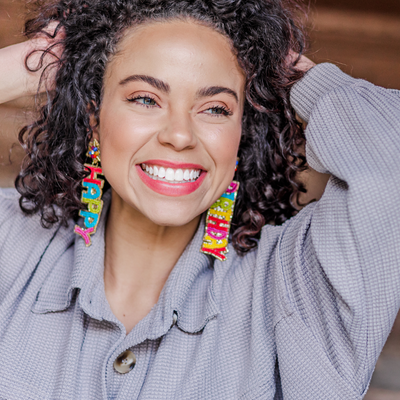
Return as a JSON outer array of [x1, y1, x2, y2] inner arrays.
[[126, 95, 233, 117], [203, 105, 233, 117], [126, 94, 158, 108]]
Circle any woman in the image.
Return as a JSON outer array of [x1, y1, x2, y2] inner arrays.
[[0, 0, 399, 398]]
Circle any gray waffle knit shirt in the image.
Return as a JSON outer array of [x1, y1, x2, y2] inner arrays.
[[0, 63, 399, 399]]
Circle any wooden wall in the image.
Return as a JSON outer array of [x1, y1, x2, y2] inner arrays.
[[309, 1, 400, 89]]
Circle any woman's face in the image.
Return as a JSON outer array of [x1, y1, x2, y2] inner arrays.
[[97, 20, 245, 226]]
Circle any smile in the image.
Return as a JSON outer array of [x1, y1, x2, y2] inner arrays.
[[141, 163, 201, 183], [136, 161, 207, 197]]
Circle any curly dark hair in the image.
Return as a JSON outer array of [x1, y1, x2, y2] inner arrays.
[[16, 0, 308, 255]]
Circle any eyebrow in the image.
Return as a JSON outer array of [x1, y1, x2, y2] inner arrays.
[[196, 86, 239, 103], [119, 75, 238, 103], [119, 75, 170, 93]]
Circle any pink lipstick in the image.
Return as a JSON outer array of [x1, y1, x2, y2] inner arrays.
[[136, 160, 206, 197]]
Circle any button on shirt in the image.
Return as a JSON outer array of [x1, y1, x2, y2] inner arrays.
[[0, 64, 400, 399], [114, 351, 136, 374]]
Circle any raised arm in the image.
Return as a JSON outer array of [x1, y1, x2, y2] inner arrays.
[[275, 63, 400, 397], [0, 22, 62, 105]]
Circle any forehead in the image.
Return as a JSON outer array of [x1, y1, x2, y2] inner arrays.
[[105, 19, 245, 93]]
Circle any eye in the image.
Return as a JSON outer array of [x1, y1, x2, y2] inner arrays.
[[127, 95, 158, 108], [202, 105, 232, 117]]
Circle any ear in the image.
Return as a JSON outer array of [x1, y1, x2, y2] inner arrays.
[[88, 102, 100, 142]]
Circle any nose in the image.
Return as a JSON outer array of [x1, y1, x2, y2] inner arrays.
[[157, 110, 197, 151]]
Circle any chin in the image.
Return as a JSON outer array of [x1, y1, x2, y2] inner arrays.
[[144, 207, 203, 227], [141, 194, 209, 226]]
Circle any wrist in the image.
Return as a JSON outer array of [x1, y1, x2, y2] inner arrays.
[[0, 37, 61, 104]]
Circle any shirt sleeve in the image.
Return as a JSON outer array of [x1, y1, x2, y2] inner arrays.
[[276, 63, 400, 395], [0, 188, 22, 228], [0, 188, 59, 303]]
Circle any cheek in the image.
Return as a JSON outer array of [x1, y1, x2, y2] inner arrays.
[[96, 109, 154, 193], [206, 123, 242, 169], [98, 108, 155, 166]]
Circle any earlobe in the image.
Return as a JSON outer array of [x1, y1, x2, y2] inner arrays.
[[88, 104, 100, 142], [91, 125, 100, 142]]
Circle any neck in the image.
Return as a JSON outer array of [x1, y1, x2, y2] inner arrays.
[[103, 189, 201, 332]]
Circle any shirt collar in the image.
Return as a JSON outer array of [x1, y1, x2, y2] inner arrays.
[[32, 191, 219, 334], [145, 217, 219, 337], [32, 190, 110, 319]]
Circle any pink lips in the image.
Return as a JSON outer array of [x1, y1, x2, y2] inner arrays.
[[136, 160, 206, 197]]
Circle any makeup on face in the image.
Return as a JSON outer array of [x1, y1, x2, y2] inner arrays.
[[97, 20, 245, 226]]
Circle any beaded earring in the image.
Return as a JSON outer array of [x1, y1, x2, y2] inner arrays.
[[200, 160, 239, 261], [74, 138, 105, 247]]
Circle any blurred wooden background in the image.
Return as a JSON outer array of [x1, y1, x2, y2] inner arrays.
[[309, 0, 400, 89], [0, 1, 400, 398]]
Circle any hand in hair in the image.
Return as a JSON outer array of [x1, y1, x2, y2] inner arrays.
[[288, 50, 316, 73], [0, 21, 64, 104]]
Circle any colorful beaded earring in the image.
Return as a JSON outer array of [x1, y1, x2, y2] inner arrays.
[[74, 138, 105, 247], [200, 160, 239, 261]]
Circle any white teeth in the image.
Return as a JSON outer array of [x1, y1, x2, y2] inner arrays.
[[158, 167, 166, 178], [141, 163, 202, 183], [175, 169, 184, 181], [165, 168, 174, 181]]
